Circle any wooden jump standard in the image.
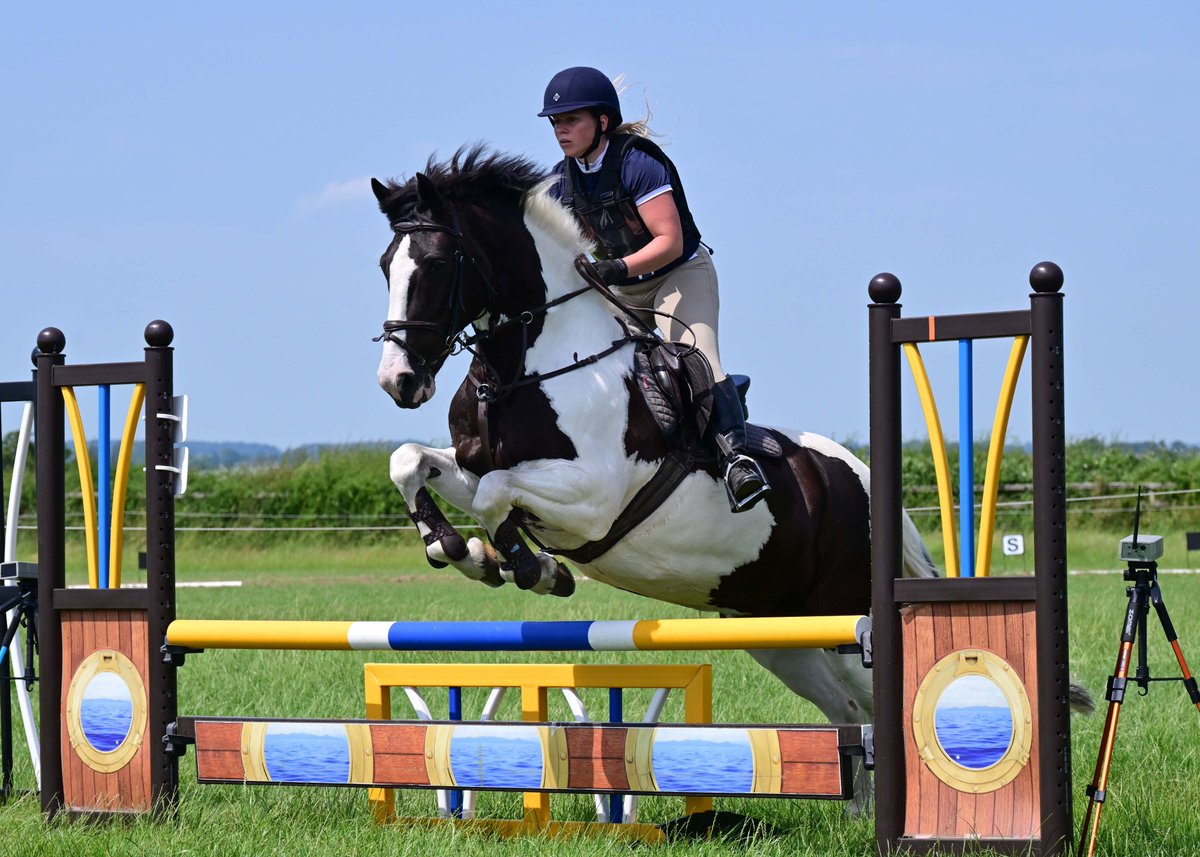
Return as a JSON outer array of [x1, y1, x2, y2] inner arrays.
[[32, 264, 1072, 855], [869, 262, 1072, 855]]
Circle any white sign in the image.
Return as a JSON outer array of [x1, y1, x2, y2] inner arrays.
[[1002, 535, 1025, 556]]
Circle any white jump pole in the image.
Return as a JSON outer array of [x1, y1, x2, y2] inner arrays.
[[3, 402, 40, 787]]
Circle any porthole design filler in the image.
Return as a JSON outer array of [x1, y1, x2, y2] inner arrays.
[[911, 649, 1032, 793], [65, 649, 147, 773]]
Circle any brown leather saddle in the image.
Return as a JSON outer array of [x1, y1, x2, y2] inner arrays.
[[632, 337, 783, 462]]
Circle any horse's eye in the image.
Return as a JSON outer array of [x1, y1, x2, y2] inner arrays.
[[426, 258, 449, 272]]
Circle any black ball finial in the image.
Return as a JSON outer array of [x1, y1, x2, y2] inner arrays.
[[30, 346, 40, 366], [145, 319, 175, 347], [37, 327, 66, 355], [1029, 261, 1063, 294], [868, 272, 902, 304]]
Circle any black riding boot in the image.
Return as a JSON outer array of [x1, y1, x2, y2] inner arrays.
[[710, 378, 771, 513]]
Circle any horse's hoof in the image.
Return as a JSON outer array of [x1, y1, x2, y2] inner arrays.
[[425, 555, 448, 569], [549, 565, 576, 597]]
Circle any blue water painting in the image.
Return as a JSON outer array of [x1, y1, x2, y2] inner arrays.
[[449, 725, 543, 789], [80, 672, 133, 752], [80, 699, 133, 752], [263, 724, 350, 783], [652, 730, 753, 793], [935, 706, 1013, 768], [935, 676, 1014, 769]]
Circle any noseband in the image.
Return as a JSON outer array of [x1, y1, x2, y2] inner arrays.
[[372, 207, 494, 373]]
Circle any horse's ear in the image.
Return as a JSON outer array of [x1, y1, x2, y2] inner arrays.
[[415, 172, 446, 217], [370, 178, 391, 205]]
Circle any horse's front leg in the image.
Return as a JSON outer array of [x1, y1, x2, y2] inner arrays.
[[389, 443, 504, 588], [474, 462, 625, 598]]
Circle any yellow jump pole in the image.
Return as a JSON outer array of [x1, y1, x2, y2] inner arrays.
[[109, 384, 145, 588], [902, 343, 960, 577], [975, 336, 1028, 577], [62, 387, 99, 588]]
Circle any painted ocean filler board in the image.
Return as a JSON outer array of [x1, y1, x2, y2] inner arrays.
[[190, 719, 855, 799]]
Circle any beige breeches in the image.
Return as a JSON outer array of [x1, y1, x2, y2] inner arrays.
[[612, 245, 726, 382]]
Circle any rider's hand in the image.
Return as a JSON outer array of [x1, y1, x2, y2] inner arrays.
[[593, 258, 628, 285]]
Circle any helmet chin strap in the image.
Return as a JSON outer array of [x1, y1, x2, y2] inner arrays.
[[581, 111, 608, 167]]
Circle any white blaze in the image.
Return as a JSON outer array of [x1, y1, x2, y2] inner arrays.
[[377, 235, 418, 389]]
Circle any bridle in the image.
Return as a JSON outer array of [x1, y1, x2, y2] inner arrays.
[[372, 207, 493, 375]]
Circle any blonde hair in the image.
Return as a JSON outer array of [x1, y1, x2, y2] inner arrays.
[[609, 73, 659, 140]]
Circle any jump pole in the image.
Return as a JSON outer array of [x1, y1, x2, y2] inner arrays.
[[164, 615, 869, 652]]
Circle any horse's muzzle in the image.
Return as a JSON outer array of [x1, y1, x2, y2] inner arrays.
[[379, 370, 436, 409]]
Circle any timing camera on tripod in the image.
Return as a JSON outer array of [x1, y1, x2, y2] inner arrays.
[[0, 560, 38, 802], [1077, 490, 1200, 857]]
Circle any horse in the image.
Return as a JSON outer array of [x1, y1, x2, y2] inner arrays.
[[370, 146, 938, 808]]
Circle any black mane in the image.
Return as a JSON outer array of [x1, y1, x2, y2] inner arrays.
[[375, 144, 549, 223]]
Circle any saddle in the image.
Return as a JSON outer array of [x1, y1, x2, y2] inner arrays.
[[632, 338, 783, 461]]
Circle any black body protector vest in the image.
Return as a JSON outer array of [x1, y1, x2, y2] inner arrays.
[[560, 134, 703, 277]]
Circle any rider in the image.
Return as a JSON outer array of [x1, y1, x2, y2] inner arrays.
[[538, 66, 770, 514]]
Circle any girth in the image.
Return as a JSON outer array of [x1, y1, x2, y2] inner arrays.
[[529, 447, 696, 565]]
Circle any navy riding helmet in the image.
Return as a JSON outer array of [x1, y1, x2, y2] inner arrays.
[[538, 66, 623, 127]]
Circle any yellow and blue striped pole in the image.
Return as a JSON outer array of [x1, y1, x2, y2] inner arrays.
[[166, 615, 869, 652]]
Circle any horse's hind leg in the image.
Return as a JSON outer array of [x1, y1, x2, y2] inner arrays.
[[389, 443, 504, 588], [746, 647, 875, 815]]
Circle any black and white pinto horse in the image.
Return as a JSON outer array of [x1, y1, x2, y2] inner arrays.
[[371, 147, 937, 807]]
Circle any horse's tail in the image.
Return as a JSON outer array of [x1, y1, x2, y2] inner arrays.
[[900, 509, 939, 579]]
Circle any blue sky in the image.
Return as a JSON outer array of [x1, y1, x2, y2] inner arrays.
[[3, 4, 1198, 449]]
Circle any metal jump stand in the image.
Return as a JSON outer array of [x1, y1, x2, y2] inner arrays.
[[1077, 531, 1200, 856], [0, 561, 38, 802]]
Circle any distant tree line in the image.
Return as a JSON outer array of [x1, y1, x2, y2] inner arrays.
[[3, 435, 1198, 548]]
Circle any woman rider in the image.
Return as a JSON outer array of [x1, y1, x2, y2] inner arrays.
[[538, 66, 770, 513]]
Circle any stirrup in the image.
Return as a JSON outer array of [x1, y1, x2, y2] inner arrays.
[[723, 454, 771, 513]]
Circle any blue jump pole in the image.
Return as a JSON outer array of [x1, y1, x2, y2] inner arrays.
[[958, 341, 975, 577], [98, 385, 111, 588], [609, 687, 624, 823], [448, 686, 463, 817]]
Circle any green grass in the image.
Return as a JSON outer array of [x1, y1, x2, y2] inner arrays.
[[2, 532, 1198, 855]]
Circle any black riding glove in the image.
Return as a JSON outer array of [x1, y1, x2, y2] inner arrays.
[[593, 258, 628, 286]]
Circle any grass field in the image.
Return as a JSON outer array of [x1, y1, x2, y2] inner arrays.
[[1, 533, 1198, 856]]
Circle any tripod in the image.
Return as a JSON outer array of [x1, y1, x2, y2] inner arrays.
[[0, 576, 38, 803], [1077, 556, 1200, 857]]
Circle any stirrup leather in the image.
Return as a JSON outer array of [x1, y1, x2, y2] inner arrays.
[[723, 453, 771, 513]]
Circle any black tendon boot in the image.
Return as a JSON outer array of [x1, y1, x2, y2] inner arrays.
[[710, 378, 771, 512]]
